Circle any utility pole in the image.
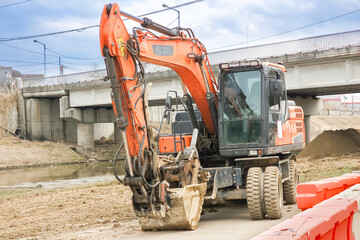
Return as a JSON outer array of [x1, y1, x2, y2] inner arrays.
[[34, 40, 46, 77], [58, 57, 62, 75], [162, 4, 180, 27]]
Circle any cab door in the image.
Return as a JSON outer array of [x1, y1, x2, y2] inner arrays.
[[267, 70, 291, 146]]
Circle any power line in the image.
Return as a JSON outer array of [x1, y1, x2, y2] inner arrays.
[[209, 7, 360, 51], [0, 0, 30, 9], [166, 17, 179, 28], [46, 48, 101, 60], [0, 25, 99, 42], [0, 58, 57, 64], [8, 62, 57, 67], [134, 0, 203, 18], [0, 42, 102, 60], [0, 0, 203, 42], [61, 60, 104, 66], [63, 65, 91, 72], [23, 65, 58, 73], [0, 42, 43, 55]]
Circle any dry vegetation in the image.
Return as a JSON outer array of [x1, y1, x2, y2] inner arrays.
[[0, 92, 18, 137], [297, 128, 360, 182], [0, 136, 84, 170], [297, 152, 360, 182]]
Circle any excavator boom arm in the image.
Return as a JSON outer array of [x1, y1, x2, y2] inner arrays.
[[99, 3, 212, 230], [100, 4, 218, 145]]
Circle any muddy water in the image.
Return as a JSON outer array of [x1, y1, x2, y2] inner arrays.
[[0, 161, 125, 188]]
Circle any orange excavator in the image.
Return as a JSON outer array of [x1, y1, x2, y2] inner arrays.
[[99, 3, 305, 230]]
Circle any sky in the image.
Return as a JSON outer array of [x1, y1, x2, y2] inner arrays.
[[0, 0, 360, 77]]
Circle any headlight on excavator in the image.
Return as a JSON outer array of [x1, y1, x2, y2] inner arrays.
[[220, 63, 229, 69], [187, 53, 196, 59], [250, 59, 260, 66], [248, 150, 258, 156], [240, 59, 260, 67], [220, 60, 260, 69]]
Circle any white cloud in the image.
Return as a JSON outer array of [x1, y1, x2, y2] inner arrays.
[[1, 0, 359, 76], [34, 16, 99, 32]]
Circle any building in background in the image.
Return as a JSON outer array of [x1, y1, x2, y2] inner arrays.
[[0, 66, 43, 92], [323, 94, 360, 115]]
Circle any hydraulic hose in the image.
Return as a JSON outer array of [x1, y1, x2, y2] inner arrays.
[[113, 143, 124, 183], [137, 131, 161, 189]]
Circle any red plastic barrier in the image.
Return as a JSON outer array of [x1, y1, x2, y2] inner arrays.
[[296, 173, 360, 211], [251, 198, 357, 240]]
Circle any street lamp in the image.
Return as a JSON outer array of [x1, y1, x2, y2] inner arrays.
[[34, 39, 46, 77], [162, 4, 180, 27]]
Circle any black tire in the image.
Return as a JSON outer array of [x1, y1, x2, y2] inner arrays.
[[246, 167, 265, 220], [264, 166, 283, 219], [283, 160, 298, 204]]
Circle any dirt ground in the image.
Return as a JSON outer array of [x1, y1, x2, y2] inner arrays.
[[0, 181, 137, 240], [0, 152, 359, 239], [0, 136, 84, 170], [297, 128, 360, 182], [297, 152, 360, 182], [1, 119, 360, 239]]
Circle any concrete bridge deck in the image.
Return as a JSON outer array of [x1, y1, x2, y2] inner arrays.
[[19, 30, 360, 147]]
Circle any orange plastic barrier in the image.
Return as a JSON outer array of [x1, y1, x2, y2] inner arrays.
[[251, 197, 357, 240], [296, 173, 360, 211]]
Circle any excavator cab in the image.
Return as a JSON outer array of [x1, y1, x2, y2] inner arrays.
[[218, 60, 304, 157]]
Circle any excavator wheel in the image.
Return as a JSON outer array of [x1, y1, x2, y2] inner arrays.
[[139, 183, 207, 230], [264, 166, 283, 219], [283, 160, 298, 204], [246, 167, 265, 220]]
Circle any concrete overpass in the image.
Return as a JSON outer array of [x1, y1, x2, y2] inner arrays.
[[20, 30, 360, 147]]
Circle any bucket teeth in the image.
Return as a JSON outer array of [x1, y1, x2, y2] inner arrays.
[[138, 183, 207, 230]]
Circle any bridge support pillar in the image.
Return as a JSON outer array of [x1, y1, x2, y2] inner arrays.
[[289, 96, 323, 144], [77, 123, 94, 148], [304, 115, 311, 144]]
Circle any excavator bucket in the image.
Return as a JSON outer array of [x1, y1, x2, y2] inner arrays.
[[139, 183, 207, 230]]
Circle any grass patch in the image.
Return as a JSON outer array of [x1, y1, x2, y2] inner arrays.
[[41, 143, 55, 150], [300, 165, 354, 183]]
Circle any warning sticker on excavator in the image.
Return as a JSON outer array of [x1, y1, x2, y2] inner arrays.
[[118, 37, 126, 58]]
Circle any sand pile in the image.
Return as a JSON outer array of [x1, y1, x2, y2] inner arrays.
[[298, 129, 360, 158], [310, 116, 360, 141]]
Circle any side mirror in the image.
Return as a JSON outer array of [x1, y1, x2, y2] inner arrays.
[[269, 78, 283, 97], [165, 96, 172, 124], [165, 95, 172, 110], [165, 111, 171, 124]]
